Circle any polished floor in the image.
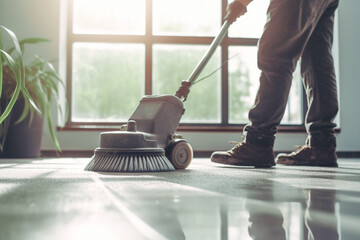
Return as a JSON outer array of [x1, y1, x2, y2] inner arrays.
[[0, 157, 359, 240]]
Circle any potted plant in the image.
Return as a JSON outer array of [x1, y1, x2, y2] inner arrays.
[[0, 25, 67, 158]]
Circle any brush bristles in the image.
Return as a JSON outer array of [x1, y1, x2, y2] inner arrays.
[[85, 153, 175, 172]]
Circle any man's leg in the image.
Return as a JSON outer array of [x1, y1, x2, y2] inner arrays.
[[276, 1, 339, 167], [303, 3, 339, 147], [211, 0, 327, 167]]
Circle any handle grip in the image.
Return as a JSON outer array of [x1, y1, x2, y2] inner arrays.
[[224, 1, 248, 24]]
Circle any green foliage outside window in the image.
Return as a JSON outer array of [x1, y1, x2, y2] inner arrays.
[[153, 45, 221, 123], [72, 43, 144, 122]]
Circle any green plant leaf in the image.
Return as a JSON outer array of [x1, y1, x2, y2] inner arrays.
[[7, 38, 50, 55], [1, 50, 19, 79], [32, 78, 45, 113], [45, 61, 60, 77], [35, 79, 61, 151], [21, 87, 41, 113], [29, 104, 35, 127], [58, 101, 66, 122], [14, 97, 30, 125], [46, 70, 64, 87], [46, 108, 61, 152], [0, 26, 22, 69], [0, 81, 21, 124], [0, 50, 21, 124], [57, 98, 69, 125], [35, 55, 65, 87], [1, 26, 66, 152], [2, 27, 26, 100], [0, 113, 11, 152], [0, 29, 3, 99], [0, 26, 40, 116]]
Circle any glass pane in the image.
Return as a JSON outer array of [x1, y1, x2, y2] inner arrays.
[[73, 0, 145, 35], [72, 43, 145, 122], [228, 47, 260, 123], [153, 0, 221, 36], [228, 0, 270, 38], [228, 46, 302, 124], [281, 64, 303, 124], [153, 44, 221, 123]]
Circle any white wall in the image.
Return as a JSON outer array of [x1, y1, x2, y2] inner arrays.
[[0, 0, 359, 152], [336, 0, 360, 151], [0, 0, 60, 64]]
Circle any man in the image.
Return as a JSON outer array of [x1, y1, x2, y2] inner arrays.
[[211, 0, 340, 167]]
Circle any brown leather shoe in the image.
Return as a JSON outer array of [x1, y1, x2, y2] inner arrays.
[[211, 142, 275, 168], [276, 145, 338, 167]]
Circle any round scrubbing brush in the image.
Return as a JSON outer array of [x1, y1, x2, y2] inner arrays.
[[85, 121, 175, 172]]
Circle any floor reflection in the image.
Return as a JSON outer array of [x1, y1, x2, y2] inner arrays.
[[244, 189, 339, 240], [0, 158, 359, 240], [99, 165, 360, 240], [101, 177, 347, 240]]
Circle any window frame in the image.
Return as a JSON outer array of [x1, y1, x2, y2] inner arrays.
[[64, 0, 306, 132]]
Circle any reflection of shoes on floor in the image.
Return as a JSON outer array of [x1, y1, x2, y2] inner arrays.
[[211, 141, 275, 168], [276, 145, 338, 167]]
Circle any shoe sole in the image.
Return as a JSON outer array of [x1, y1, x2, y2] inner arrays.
[[276, 159, 338, 167], [211, 158, 275, 168]]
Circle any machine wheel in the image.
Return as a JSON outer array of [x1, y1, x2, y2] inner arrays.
[[166, 140, 193, 170]]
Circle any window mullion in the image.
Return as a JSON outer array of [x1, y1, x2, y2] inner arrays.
[[145, 0, 153, 95], [66, 0, 74, 126], [221, 0, 229, 125], [221, 43, 229, 125]]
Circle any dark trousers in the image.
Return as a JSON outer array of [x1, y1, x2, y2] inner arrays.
[[244, 0, 339, 148]]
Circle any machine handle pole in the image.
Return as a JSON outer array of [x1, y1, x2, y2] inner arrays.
[[175, 1, 247, 101], [175, 21, 230, 101], [188, 20, 230, 85]]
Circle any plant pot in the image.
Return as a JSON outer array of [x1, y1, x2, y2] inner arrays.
[[0, 99, 44, 158]]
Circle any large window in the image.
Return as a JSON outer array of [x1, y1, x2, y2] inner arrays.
[[66, 0, 303, 128]]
